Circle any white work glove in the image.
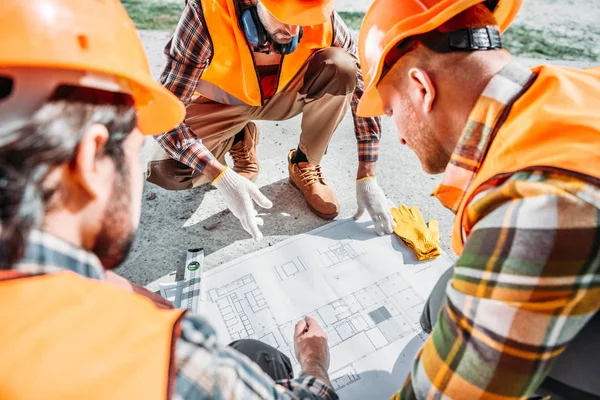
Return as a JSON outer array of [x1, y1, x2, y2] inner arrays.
[[354, 177, 396, 236], [212, 168, 273, 241]]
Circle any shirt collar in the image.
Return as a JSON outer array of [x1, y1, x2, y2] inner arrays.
[[433, 62, 536, 213], [13, 230, 105, 280]]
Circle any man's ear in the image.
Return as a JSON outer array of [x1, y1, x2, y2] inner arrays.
[[407, 67, 436, 114], [70, 123, 111, 199]]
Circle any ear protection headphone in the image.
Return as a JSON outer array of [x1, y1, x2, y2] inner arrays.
[[240, 7, 303, 55]]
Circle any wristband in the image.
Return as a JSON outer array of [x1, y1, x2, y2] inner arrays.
[[211, 167, 229, 185], [356, 175, 376, 182]]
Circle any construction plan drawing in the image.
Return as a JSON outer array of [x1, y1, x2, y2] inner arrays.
[[199, 217, 453, 400]]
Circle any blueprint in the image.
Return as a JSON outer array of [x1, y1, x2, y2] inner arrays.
[[199, 217, 453, 400]]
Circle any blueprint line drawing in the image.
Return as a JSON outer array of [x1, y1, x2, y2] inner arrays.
[[332, 366, 361, 391], [207, 274, 278, 341], [318, 238, 364, 268], [259, 332, 280, 349], [274, 257, 308, 282], [196, 217, 453, 399], [207, 275, 303, 365], [206, 269, 426, 378], [274, 271, 425, 381]]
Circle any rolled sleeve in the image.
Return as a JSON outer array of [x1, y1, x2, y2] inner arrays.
[[331, 12, 381, 162], [156, 0, 214, 171], [397, 172, 600, 399], [175, 316, 338, 400]]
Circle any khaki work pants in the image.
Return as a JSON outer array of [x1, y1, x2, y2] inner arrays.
[[147, 47, 357, 190]]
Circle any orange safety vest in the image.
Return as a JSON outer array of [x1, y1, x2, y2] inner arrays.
[[197, 0, 334, 106], [443, 65, 600, 255], [0, 271, 185, 399]]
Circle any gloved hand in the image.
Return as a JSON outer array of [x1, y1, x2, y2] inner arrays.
[[212, 168, 273, 241], [391, 205, 440, 261], [354, 177, 396, 236]]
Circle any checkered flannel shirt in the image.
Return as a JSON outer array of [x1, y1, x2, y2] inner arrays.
[[9, 231, 338, 400], [394, 63, 600, 399], [156, 0, 381, 172]]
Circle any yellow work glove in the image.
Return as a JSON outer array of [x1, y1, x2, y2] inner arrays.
[[391, 205, 441, 261]]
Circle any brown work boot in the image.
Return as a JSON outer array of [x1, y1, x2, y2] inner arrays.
[[288, 149, 339, 220], [229, 123, 260, 182]]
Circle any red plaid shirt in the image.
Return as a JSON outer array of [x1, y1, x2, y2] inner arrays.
[[156, 0, 381, 172]]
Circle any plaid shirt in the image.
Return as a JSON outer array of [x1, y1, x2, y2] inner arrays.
[[157, 0, 381, 172], [8, 231, 338, 400], [395, 63, 600, 399]]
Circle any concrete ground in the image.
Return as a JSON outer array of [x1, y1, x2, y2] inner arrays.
[[118, 30, 597, 286]]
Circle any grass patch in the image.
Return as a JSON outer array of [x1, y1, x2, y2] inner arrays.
[[121, 3, 597, 62], [121, 0, 183, 30], [338, 11, 597, 61], [503, 24, 597, 61], [121, 2, 366, 32], [338, 11, 365, 30]]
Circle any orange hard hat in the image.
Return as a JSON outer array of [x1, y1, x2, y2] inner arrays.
[[260, 0, 334, 26], [0, 0, 185, 135], [357, 0, 522, 117]]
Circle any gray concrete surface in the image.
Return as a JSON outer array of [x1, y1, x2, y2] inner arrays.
[[118, 30, 598, 286]]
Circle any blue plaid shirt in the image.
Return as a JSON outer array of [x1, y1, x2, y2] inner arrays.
[[10, 231, 338, 400]]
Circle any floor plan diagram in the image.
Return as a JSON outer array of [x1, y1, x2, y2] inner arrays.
[[276, 271, 424, 380], [199, 218, 452, 399], [318, 238, 364, 268], [332, 366, 361, 391], [273, 257, 309, 282], [207, 269, 426, 391], [206, 275, 276, 341]]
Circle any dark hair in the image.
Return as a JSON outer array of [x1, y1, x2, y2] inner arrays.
[[0, 84, 137, 269]]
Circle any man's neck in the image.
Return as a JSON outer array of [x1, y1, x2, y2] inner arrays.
[[472, 53, 512, 96], [443, 51, 513, 155], [42, 210, 86, 250], [253, 50, 282, 66]]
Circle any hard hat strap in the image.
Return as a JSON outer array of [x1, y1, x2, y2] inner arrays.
[[379, 26, 502, 86], [419, 26, 503, 53]]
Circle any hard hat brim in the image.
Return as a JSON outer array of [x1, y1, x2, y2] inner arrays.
[[0, 64, 185, 136], [0, 0, 185, 136], [261, 0, 334, 26], [134, 79, 186, 136], [358, 0, 523, 118], [357, 85, 385, 118]]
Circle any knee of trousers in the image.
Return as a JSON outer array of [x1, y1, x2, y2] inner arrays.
[[306, 47, 358, 95], [145, 159, 197, 191]]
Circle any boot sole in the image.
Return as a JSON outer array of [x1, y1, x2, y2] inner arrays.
[[288, 178, 339, 220]]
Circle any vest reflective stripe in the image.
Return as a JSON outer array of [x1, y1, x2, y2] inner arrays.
[[449, 66, 600, 255], [0, 272, 184, 399], [198, 0, 333, 106]]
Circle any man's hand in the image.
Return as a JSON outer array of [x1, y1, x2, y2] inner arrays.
[[203, 159, 228, 182], [131, 283, 175, 310], [294, 316, 333, 388], [212, 168, 273, 241], [356, 161, 377, 181], [354, 175, 396, 236], [105, 271, 174, 309]]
